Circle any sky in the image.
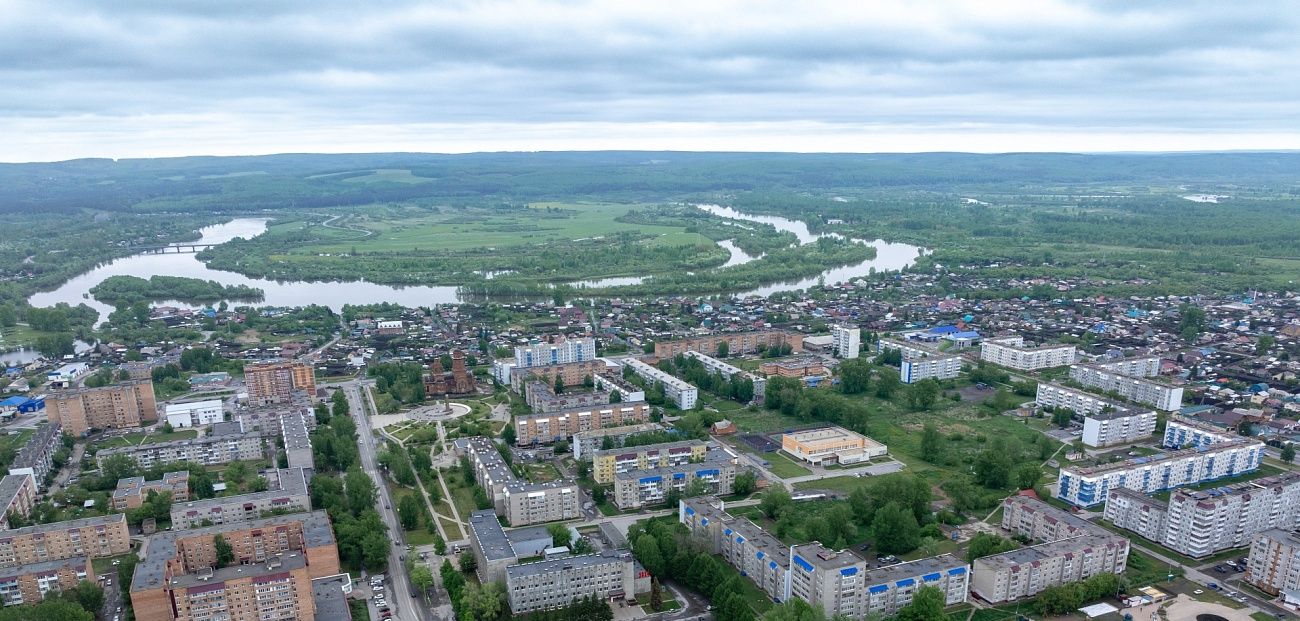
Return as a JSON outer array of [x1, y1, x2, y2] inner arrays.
[[3, 0, 1299, 161]]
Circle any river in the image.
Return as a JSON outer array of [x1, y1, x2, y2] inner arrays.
[[24, 206, 924, 321]]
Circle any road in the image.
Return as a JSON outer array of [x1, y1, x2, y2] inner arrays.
[[343, 382, 429, 621]]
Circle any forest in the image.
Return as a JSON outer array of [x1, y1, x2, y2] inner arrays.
[[89, 275, 264, 306]]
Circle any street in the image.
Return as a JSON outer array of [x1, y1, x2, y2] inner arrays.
[[343, 382, 429, 621]]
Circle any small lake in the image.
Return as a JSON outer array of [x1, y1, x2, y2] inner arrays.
[[26, 206, 925, 318]]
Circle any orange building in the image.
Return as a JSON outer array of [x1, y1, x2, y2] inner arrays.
[[654, 331, 801, 358], [244, 361, 316, 406], [0, 557, 94, 607], [46, 381, 157, 435]]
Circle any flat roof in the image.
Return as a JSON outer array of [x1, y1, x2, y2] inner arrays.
[[974, 534, 1123, 571], [469, 510, 515, 562], [0, 556, 90, 579], [785, 426, 865, 444], [593, 439, 706, 460], [172, 468, 308, 513], [0, 513, 125, 538], [311, 575, 352, 621], [612, 450, 733, 482], [506, 550, 631, 580], [165, 399, 222, 415], [170, 553, 307, 588]]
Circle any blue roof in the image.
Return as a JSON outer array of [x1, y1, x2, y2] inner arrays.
[[640, 476, 663, 484], [840, 567, 858, 576], [896, 578, 915, 587], [793, 555, 814, 572], [947, 331, 981, 339], [928, 325, 960, 334], [685, 506, 695, 516], [923, 572, 942, 582], [948, 567, 967, 576], [0, 397, 27, 407], [868, 585, 889, 594]]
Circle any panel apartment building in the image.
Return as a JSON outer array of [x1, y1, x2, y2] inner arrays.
[[979, 337, 1077, 371], [171, 468, 312, 529], [514, 338, 597, 369], [112, 471, 190, 510], [0, 474, 37, 530], [0, 556, 93, 608], [831, 324, 861, 359], [244, 361, 316, 406], [457, 437, 580, 526], [1069, 362, 1184, 412], [1056, 438, 1264, 507], [1163, 415, 1239, 449], [1036, 383, 1156, 447], [570, 422, 663, 460], [623, 358, 698, 410], [1104, 472, 1300, 558], [683, 350, 766, 403], [95, 429, 264, 469], [466, 510, 556, 585], [1245, 529, 1300, 596], [130, 511, 341, 621], [653, 330, 801, 358], [680, 499, 970, 619], [164, 399, 223, 428], [523, 381, 610, 413], [877, 339, 962, 384], [46, 380, 157, 435], [0, 514, 132, 568], [973, 497, 1129, 604], [280, 411, 315, 471], [506, 551, 650, 614], [7, 422, 61, 487], [611, 452, 737, 510], [592, 440, 708, 484], [508, 359, 608, 393], [514, 401, 651, 446]]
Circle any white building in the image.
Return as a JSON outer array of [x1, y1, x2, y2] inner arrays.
[[1246, 529, 1300, 597], [163, 399, 223, 428], [591, 374, 646, 404], [683, 351, 765, 403], [623, 359, 697, 410], [46, 363, 89, 388], [1104, 472, 1300, 558], [831, 325, 860, 359], [877, 339, 962, 384], [979, 337, 1077, 371], [514, 338, 596, 369], [1095, 357, 1162, 378], [1081, 409, 1157, 448], [1163, 416, 1238, 449], [491, 360, 517, 385], [1069, 364, 1184, 411], [1056, 439, 1264, 507]]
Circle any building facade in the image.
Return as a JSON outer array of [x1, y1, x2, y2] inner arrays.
[[514, 401, 651, 446], [523, 381, 610, 413], [830, 325, 861, 359], [682, 351, 766, 403], [611, 457, 736, 510], [781, 427, 887, 465], [571, 423, 663, 460], [0, 514, 132, 568], [1081, 409, 1158, 448], [506, 551, 649, 614], [245, 361, 316, 406], [0, 557, 93, 607], [7, 422, 61, 487], [593, 440, 709, 485], [1056, 439, 1264, 507], [165, 399, 224, 428], [171, 468, 311, 529], [458, 437, 580, 526], [514, 338, 597, 369], [623, 359, 697, 410], [509, 359, 608, 393], [0, 474, 37, 530], [95, 432, 264, 469], [1163, 416, 1239, 449], [46, 380, 157, 435], [1069, 364, 1184, 412], [654, 331, 801, 358], [113, 471, 191, 510], [979, 337, 1077, 371], [1245, 529, 1300, 596]]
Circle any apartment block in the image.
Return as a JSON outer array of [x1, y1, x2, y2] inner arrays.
[[523, 381, 610, 413], [130, 511, 341, 621], [623, 359, 698, 410], [514, 401, 651, 446], [1069, 364, 1184, 411], [46, 380, 157, 435], [611, 454, 736, 510], [280, 412, 315, 471], [1104, 472, 1300, 558], [1095, 357, 1162, 378], [0, 514, 132, 568], [1081, 409, 1157, 448], [96, 431, 264, 469], [979, 337, 1077, 371], [654, 331, 801, 358], [759, 356, 830, 379], [506, 551, 649, 614], [592, 374, 646, 403], [878, 338, 963, 384], [1056, 439, 1263, 507], [245, 361, 316, 406], [1163, 416, 1239, 449], [1001, 496, 1116, 543], [679, 499, 969, 619], [164, 399, 224, 428], [8, 422, 61, 487], [1246, 529, 1300, 596], [683, 351, 766, 403], [571, 423, 663, 461], [0, 474, 37, 530], [0, 556, 93, 607], [509, 359, 608, 393], [457, 437, 580, 526], [171, 468, 312, 529], [592, 440, 708, 484], [781, 426, 887, 466], [467, 510, 555, 585], [830, 325, 861, 359], [113, 471, 190, 510], [514, 338, 597, 369]]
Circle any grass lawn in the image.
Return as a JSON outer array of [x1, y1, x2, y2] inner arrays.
[[1125, 548, 1183, 586], [437, 515, 464, 541], [723, 407, 803, 433], [404, 528, 441, 546], [523, 462, 562, 483], [91, 552, 136, 577], [760, 451, 812, 479], [652, 597, 682, 612], [348, 598, 369, 621], [597, 501, 624, 516]]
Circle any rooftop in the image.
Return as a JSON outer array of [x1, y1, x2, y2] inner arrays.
[[170, 552, 307, 588], [172, 468, 309, 514], [974, 534, 1124, 571], [1063, 438, 1262, 476], [311, 575, 352, 621], [0, 513, 126, 538], [469, 510, 515, 562], [613, 450, 733, 482], [506, 550, 632, 580], [593, 439, 706, 460], [0, 556, 90, 580]]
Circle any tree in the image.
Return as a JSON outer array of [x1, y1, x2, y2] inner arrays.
[[760, 599, 831, 621], [458, 551, 477, 574], [214, 534, 235, 567], [223, 461, 249, 490], [716, 340, 729, 358], [35, 333, 76, 358], [759, 487, 792, 519], [650, 578, 664, 611], [733, 470, 758, 496], [919, 423, 943, 463], [871, 501, 921, 554], [1178, 304, 1206, 342], [895, 585, 949, 621], [571, 536, 595, 555], [398, 494, 421, 530], [633, 534, 664, 577], [875, 370, 900, 399], [344, 468, 377, 516], [553, 374, 565, 395], [99, 454, 139, 485], [966, 533, 1020, 563], [501, 424, 516, 446], [1015, 463, 1043, 490], [547, 523, 573, 549], [1052, 408, 1074, 428], [66, 580, 104, 614], [907, 379, 940, 411], [410, 563, 434, 593], [0, 305, 14, 328], [974, 449, 1012, 489], [1283, 443, 1296, 463], [837, 358, 871, 394]]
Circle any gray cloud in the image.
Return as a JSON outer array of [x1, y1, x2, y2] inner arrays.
[[1, 0, 1297, 160]]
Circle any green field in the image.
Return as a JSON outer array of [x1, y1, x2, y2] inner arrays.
[[759, 451, 812, 479]]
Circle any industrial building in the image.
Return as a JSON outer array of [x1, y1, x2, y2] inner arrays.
[[45, 380, 157, 435], [979, 337, 1077, 371], [622, 359, 698, 410], [513, 401, 651, 446], [1056, 439, 1264, 507]]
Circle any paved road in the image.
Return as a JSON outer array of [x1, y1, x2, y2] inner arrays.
[[344, 382, 428, 621]]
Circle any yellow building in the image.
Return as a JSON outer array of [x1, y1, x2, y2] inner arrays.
[[780, 426, 887, 465], [592, 440, 708, 484]]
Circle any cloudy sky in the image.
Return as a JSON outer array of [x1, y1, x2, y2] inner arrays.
[[3, 0, 1298, 161]]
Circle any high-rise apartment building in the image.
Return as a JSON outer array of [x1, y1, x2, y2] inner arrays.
[[514, 338, 596, 369], [654, 331, 801, 358], [0, 474, 37, 530], [830, 325, 861, 359], [7, 422, 61, 488], [513, 401, 651, 446], [46, 381, 157, 435], [979, 337, 1077, 371], [244, 361, 316, 406], [1246, 529, 1300, 596], [683, 351, 765, 403], [1069, 363, 1184, 412], [1056, 439, 1263, 507], [623, 359, 697, 410], [0, 514, 132, 568]]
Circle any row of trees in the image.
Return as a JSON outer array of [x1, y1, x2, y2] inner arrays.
[[656, 354, 757, 403], [441, 558, 509, 621], [630, 518, 756, 621]]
